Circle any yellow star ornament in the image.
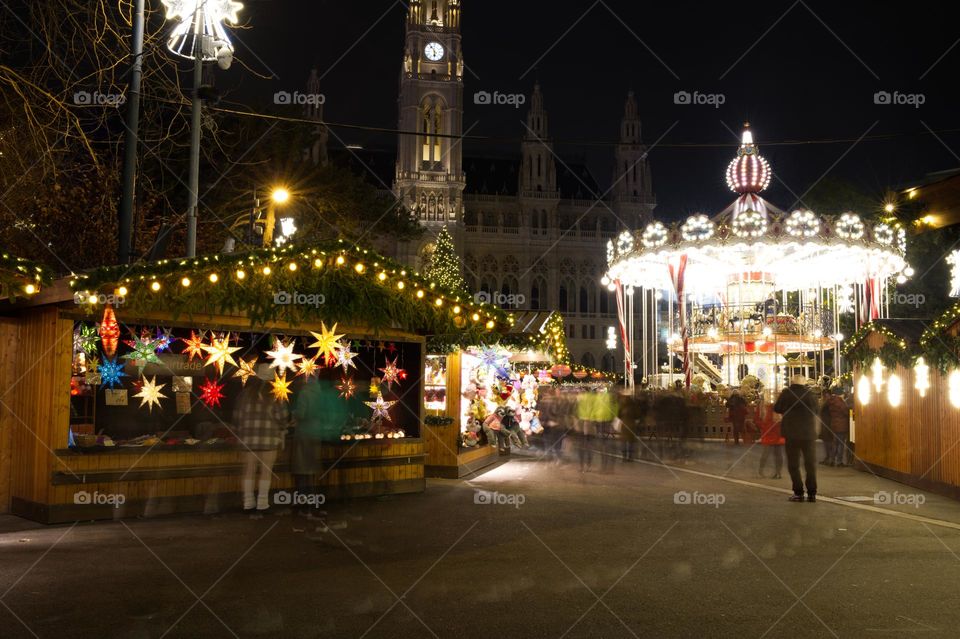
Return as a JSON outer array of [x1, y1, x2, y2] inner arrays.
[[271, 372, 293, 403], [202, 333, 241, 375], [233, 356, 258, 387], [308, 322, 345, 365]]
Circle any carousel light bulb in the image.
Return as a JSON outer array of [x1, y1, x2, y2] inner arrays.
[[707, 327, 718, 338], [887, 373, 903, 407], [896, 274, 907, 284], [914, 357, 930, 398], [601, 275, 610, 286], [763, 326, 773, 337], [607, 283, 617, 292], [904, 266, 915, 277], [857, 374, 871, 405]]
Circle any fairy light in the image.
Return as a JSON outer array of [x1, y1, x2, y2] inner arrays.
[[208, 273, 219, 283], [914, 357, 930, 398], [453, 305, 461, 314], [336, 256, 345, 266], [416, 290, 424, 299], [472, 313, 480, 322], [117, 286, 128, 296], [378, 272, 387, 282], [485, 320, 495, 329], [434, 298, 443, 307], [616, 230, 635, 254], [355, 263, 365, 274], [314, 258, 323, 268], [88, 294, 99, 305], [262, 266, 272, 275], [288, 262, 297, 272], [181, 277, 191, 288], [151, 281, 161, 292], [236, 269, 246, 280], [874, 223, 895, 245]]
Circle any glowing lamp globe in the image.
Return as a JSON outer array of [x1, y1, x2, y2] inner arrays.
[[162, 0, 243, 62], [726, 125, 771, 194]]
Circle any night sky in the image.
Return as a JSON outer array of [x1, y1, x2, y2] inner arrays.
[[211, 0, 960, 219]]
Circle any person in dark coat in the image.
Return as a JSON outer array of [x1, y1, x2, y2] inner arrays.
[[725, 390, 748, 445], [774, 375, 820, 502], [821, 387, 851, 466]]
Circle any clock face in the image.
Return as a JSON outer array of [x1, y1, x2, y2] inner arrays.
[[424, 41, 445, 61]]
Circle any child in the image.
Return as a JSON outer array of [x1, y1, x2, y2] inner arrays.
[[758, 402, 785, 479]]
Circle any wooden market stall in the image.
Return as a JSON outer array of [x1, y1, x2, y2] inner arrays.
[[0, 242, 507, 523], [845, 316, 960, 500], [422, 310, 568, 478]]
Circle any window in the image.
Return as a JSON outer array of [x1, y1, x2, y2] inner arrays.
[[558, 284, 567, 312], [581, 325, 588, 340], [581, 352, 596, 367], [579, 286, 588, 314], [590, 325, 596, 340], [421, 100, 443, 166], [530, 277, 546, 310], [602, 353, 615, 371], [600, 290, 610, 315]]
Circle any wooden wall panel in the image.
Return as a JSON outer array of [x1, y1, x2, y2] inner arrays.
[[0, 318, 19, 513]]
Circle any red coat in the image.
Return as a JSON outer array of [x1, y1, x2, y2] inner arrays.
[[758, 404, 785, 445]]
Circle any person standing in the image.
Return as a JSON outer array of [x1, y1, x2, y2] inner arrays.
[[774, 375, 820, 502], [618, 388, 646, 461], [726, 389, 748, 445], [758, 403, 784, 479], [291, 370, 348, 517], [235, 365, 291, 514], [822, 387, 851, 466]]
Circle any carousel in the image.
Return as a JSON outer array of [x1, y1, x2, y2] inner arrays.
[[604, 124, 910, 393]]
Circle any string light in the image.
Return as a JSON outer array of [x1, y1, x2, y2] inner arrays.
[[378, 272, 387, 282], [88, 294, 99, 305], [181, 277, 191, 287], [117, 286, 128, 296], [208, 273, 219, 283], [681, 214, 714, 241], [416, 290, 424, 299], [355, 263, 365, 274], [288, 262, 297, 272], [236, 269, 246, 280], [151, 281, 161, 292], [336, 256, 345, 266], [262, 266, 272, 275], [785, 210, 820, 238], [314, 258, 323, 268], [836, 213, 865, 240], [397, 281, 405, 290]]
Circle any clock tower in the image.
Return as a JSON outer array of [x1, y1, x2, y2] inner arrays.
[[394, 0, 465, 251]]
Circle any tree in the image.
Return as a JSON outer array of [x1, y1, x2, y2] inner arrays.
[[423, 227, 467, 296]]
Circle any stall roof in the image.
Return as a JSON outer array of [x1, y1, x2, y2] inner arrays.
[[507, 310, 556, 337], [872, 319, 928, 350]]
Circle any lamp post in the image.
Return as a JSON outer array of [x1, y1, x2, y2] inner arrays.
[[263, 187, 290, 247], [118, 0, 145, 264], [161, 0, 243, 257]]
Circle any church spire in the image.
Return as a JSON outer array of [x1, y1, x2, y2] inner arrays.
[[525, 82, 549, 140], [520, 82, 557, 194]]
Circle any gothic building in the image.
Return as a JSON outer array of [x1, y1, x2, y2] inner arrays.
[[309, 0, 656, 369]]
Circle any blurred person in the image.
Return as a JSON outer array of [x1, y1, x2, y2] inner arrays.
[[292, 368, 348, 520], [575, 389, 595, 472], [821, 386, 851, 467], [536, 387, 566, 462], [774, 375, 820, 502], [758, 403, 784, 479], [594, 386, 619, 473], [725, 389, 748, 445], [235, 365, 292, 514], [618, 388, 646, 461]]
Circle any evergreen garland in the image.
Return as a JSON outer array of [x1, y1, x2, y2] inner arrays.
[[0, 253, 52, 300]]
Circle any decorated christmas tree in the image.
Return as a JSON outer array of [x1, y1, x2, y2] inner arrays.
[[424, 227, 469, 296]]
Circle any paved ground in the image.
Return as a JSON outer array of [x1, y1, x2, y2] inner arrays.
[[2, 439, 960, 638]]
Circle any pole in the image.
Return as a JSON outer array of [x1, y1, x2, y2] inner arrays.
[[118, 0, 145, 264], [185, 7, 204, 258]]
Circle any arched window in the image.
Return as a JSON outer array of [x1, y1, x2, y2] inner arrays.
[[579, 286, 589, 314], [421, 99, 443, 165], [581, 352, 596, 367], [530, 277, 546, 310], [599, 288, 610, 315], [601, 353, 615, 372], [500, 276, 519, 308]]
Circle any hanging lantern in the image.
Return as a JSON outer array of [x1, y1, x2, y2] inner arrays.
[[914, 357, 930, 398], [550, 364, 571, 378], [98, 305, 120, 358]]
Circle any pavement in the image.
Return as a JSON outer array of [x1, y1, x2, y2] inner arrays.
[[2, 438, 960, 638]]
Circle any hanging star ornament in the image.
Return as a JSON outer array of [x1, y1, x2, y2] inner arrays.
[[333, 340, 358, 373], [479, 346, 508, 370], [198, 378, 226, 408], [134, 376, 168, 412], [308, 322, 345, 365], [271, 372, 293, 403], [296, 355, 321, 379], [266, 337, 302, 374], [99, 356, 127, 389], [233, 356, 258, 387], [336, 376, 357, 400], [364, 393, 397, 422], [180, 330, 207, 362], [202, 332, 241, 375], [154, 327, 175, 353], [379, 356, 405, 389], [74, 324, 99, 355], [122, 335, 162, 374]]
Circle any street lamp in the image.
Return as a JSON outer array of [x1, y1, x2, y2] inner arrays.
[[161, 0, 244, 258], [262, 187, 294, 247]]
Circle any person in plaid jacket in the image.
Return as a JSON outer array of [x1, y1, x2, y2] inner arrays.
[[234, 369, 292, 512]]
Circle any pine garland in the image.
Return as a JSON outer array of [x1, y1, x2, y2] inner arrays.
[[0, 253, 52, 300]]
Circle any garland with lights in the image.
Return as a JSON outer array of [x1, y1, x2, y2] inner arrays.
[[423, 227, 468, 297], [843, 322, 914, 370], [0, 253, 52, 300], [69, 240, 508, 338], [427, 311, 571, 363], [920, 301, 960, 373]]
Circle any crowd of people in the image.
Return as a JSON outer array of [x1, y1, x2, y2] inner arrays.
[[534, 376, 854, 502]]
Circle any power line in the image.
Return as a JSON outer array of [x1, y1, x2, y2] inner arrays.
[[143, 94, 960, 149]]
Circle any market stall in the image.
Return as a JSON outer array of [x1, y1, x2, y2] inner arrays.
[[845, 317, 960, 499], [1, 241, 506, 523], [421, 311, 567, 478]]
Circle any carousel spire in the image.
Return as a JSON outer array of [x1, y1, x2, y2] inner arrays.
[[726, 122, 772, 194]]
